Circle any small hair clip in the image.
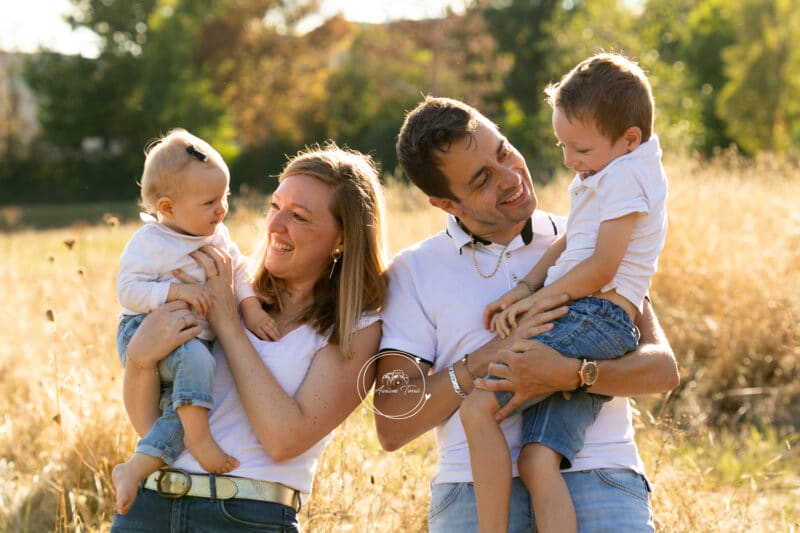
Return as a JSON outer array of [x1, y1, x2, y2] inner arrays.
[[186, 145, 208, 162]]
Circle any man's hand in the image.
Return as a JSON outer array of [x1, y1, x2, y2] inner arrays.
[[474, 338, 578, 421]]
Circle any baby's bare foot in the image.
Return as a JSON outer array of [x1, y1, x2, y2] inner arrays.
[[184, 433, 240, 474], [112, 453, 163, 515], [112, 462, 139, 515]]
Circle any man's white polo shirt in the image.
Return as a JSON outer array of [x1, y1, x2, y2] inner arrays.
[[380, 210, 646, 484]]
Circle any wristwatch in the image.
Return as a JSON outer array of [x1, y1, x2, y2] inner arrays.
[[577, 359, 598, 391]]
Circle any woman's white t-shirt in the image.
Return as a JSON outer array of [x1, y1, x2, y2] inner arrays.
[[172, 313, 380, 494]]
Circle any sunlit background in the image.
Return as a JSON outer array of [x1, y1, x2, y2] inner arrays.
[[1, 0, 470, 55], [0, 1, 798, 531]]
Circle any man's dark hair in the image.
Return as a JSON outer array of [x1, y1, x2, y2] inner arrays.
[[396, 96, 487, 200]]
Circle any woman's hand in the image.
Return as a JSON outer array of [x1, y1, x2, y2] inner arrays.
[[180, 246, 240, 332], [125, 300, 200, 370]]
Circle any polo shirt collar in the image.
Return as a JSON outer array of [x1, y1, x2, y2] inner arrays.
[[445, 214, 536, 254], [568, 134, 662, 193]]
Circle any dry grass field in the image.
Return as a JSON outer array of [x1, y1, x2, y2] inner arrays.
[[0, 153, 798, 532]]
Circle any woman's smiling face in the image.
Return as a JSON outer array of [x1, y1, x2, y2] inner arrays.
[[264, 173, 343, 286]]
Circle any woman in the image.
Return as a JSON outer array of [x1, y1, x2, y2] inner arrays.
[[112, 142, 388, 532]]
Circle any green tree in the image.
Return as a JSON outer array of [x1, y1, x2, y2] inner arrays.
[[192, 0, 337, 185], [482, 0, 561, 172], [550, 0, 705, 156], [640, 0, 737, 155], [324, 23, 429, 167], [717, 0, 800, 154], [324, 7, 508, 172], [21, 0, 242, 201], [484, 0, 703, 169], [481, 0, 699, 172]]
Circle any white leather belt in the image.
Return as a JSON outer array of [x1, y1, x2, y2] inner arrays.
[[143, 468, 301, 511]]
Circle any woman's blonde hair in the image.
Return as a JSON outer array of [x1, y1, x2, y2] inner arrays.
[[252, 142, 388, 358], [139, 128, 229, 214]]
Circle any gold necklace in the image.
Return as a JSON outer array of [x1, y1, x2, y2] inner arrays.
[[469, 239, 509, 279]]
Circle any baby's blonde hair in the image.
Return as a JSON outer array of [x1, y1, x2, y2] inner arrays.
[[139, 129, 229, 214]]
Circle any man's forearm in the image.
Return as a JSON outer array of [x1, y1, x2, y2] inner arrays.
[[375, 294, 574, 449], [475, 298, 678, 404], [588, 347, 678, 396], [588, 298, 679, 396], [373, 337, 514, 451], [374, 357, 469, 451]]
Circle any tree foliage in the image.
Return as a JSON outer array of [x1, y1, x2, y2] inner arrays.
[[716, 0, 800, 154], [324, 8, 509, 171], [1, 0, 796, 202], [640, 0, 737, 154], [482, 0, 560, 171]]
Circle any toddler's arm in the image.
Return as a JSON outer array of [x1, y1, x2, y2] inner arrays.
[[117, 239, 174, 314], [483, 234, 566, 330], [492, 213, 637, 337], [167, 283, 212, 317], [240, 297, 281, 341]]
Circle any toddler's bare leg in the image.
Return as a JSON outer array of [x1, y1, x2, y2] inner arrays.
[[461, 389, 512, 533], [519, 443, 576, 533], [177, 405, 239, 473]]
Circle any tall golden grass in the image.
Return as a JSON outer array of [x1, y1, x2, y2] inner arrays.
[[0, 153, 798, 532]]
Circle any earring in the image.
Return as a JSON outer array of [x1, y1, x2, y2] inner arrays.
[[329, 249, 342, 279]]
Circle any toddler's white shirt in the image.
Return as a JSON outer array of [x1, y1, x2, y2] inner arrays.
[[545, 135, 668, 312]]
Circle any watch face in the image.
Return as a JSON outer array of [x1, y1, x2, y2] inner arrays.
[[582, 361, 599, 385]]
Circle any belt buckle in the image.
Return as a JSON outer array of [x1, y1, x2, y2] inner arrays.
[[156, 468, 192, 499]]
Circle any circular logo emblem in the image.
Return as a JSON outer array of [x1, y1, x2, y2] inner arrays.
[[357, 351, 430, 420]]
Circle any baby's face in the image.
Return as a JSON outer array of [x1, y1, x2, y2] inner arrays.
[[163, 161, 230, 236], [552, 107, 633, 180]]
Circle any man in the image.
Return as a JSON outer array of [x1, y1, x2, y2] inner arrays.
[[375, 96, 679, 532]]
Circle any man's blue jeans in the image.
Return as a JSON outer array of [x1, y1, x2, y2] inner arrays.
[[428, 469, 654, 533]]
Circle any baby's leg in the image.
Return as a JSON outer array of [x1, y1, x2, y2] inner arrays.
[[166, 339, 239, 473], [112, 453, 163, 515], [519, 443, 576, 533], [460, 388, 512, 533], [177, 405, 239, 473]]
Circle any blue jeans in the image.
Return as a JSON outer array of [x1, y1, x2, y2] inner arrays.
[[495, 297, 640, 467], [117, 314, 216, 464], [429, 478, 532, 533], [428, 469, 653, 533], [110, 488, 299, 532]]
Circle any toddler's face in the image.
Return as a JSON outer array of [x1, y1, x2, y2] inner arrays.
[[552, 107, 633, 180], [163, 161, 230, 236]]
